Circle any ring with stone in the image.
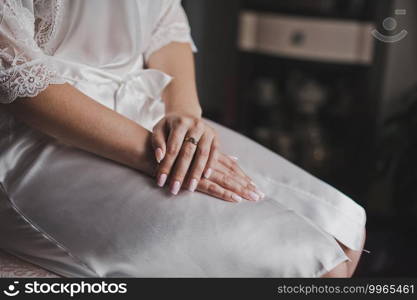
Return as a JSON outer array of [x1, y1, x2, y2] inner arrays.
[[184, 136, 198, 146]]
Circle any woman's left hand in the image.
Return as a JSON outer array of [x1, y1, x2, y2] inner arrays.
[[152, 112, 219, 194]]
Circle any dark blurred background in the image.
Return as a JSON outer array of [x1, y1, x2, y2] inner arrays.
[[183, 0, 417, 277]]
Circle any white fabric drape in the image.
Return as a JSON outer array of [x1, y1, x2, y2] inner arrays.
[[0, 0, 196, 105], [0, 0, 367, 278]]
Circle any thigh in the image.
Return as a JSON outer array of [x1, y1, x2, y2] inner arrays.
[[0, 137, 349, 277], [207, 119, 367, 253]]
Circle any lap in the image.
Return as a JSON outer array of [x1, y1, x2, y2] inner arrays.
[[0, 120, 364, 277]]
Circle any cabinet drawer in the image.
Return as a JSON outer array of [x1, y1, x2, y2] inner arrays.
[[239, 11, 375, 64]]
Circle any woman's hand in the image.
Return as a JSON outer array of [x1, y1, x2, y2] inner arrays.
[[152, 112, 219, 194], [195, 153, 266, 203]]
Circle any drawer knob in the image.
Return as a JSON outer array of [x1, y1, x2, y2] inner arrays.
[[291, 31, 306, 46]]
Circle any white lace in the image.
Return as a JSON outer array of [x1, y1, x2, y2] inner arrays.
[[0, 57, 58, 101], [0, 0, 64, 104], [34, 0, 63, 55], [144, 0, 197, 62], [0, 0, 196, 104], [144, 22, 197, 63]]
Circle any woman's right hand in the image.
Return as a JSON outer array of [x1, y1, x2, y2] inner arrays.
[[193, 153, 265, 203]]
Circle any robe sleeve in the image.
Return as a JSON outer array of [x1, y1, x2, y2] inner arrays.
[[144, 0, 197, 63], [0, 0, 63, 104]]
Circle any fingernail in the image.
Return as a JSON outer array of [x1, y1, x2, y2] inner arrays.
[[155, 148, 164, 163], [157, 174, 167, 187], [204, 168, 212, 179], [171, 181, 181, 195], [232, 194, 243, 203], [257, 190, 266, 199], [188, 179, 198, 192], [228, 155, 239, 161], [250, 181, 257, 187], [248, 191, 260, 202]]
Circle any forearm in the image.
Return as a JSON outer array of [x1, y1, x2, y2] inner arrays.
[[147, 42, 202, 118], [4, 83, 156, 175]]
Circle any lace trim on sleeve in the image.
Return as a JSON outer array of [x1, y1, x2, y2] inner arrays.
[[143, 0, 198, 63], [0, 0, 65, 104], [0, 58, 64, 104], [144, 22, 197, 62], [34, 0, 64, 55]]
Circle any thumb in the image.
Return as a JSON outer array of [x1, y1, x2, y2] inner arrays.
[[152, 121, 167, 163]]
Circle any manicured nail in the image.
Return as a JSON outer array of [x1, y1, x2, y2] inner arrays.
[[171, 181, 181, 195], [157, 174, 167, 187], [250, 181, 257, 187], [188, 179, 198, 192], [204, 168, 212, 179], [232, 194, 243, 203], [155, 148, 164, 163], [257, 190, 266, 199], [248, 191, 260, 202], [228, 155, 239, 161], [253, 187, 265, 198]]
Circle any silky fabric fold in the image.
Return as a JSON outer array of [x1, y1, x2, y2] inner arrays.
[[51, 55, 173, 131]]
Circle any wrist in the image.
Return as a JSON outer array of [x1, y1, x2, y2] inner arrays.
[[166, 104, 203, 119], [131, 130, 157, 177]]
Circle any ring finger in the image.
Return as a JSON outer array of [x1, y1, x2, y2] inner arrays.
[[168, 127, 205, 195], [156, 125, 189, 188], [184, 132, 214, 192]]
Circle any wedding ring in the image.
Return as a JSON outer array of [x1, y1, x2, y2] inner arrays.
[[184, 137, 198, 146]]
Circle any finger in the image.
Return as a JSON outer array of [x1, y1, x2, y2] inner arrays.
[[214, 162, 263, 198], [197, 178, 243, 203], [152, 120, 167, 163], [215, 160, 249, 186], [217, 153, 265, 198], [208, 169, 261, 202], [156, 124, 188, 188], [218, 153, 253, 183], [168, 125, 205, 194], [203, 137, 219, 179], [185, 132, 213, 192]]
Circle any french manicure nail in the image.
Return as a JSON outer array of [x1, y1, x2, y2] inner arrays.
[[253, 187, 265, 198], [257, 190, 266, 199], [228, 155, 239, 161], [157, 174, 167, 187], [171, 181, 181, 195], [204, 168, 212, 179], [248, 191, 260, 202], [250, 181, 257, 187], [189, 179, 198, 192], [155, 148, 164, 163], [232, 194, 243, 203]]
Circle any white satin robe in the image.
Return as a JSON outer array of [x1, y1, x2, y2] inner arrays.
[[0, 0, 366, 277]]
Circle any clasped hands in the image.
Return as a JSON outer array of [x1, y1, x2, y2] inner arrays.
[[151, 112, 265, 203]]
